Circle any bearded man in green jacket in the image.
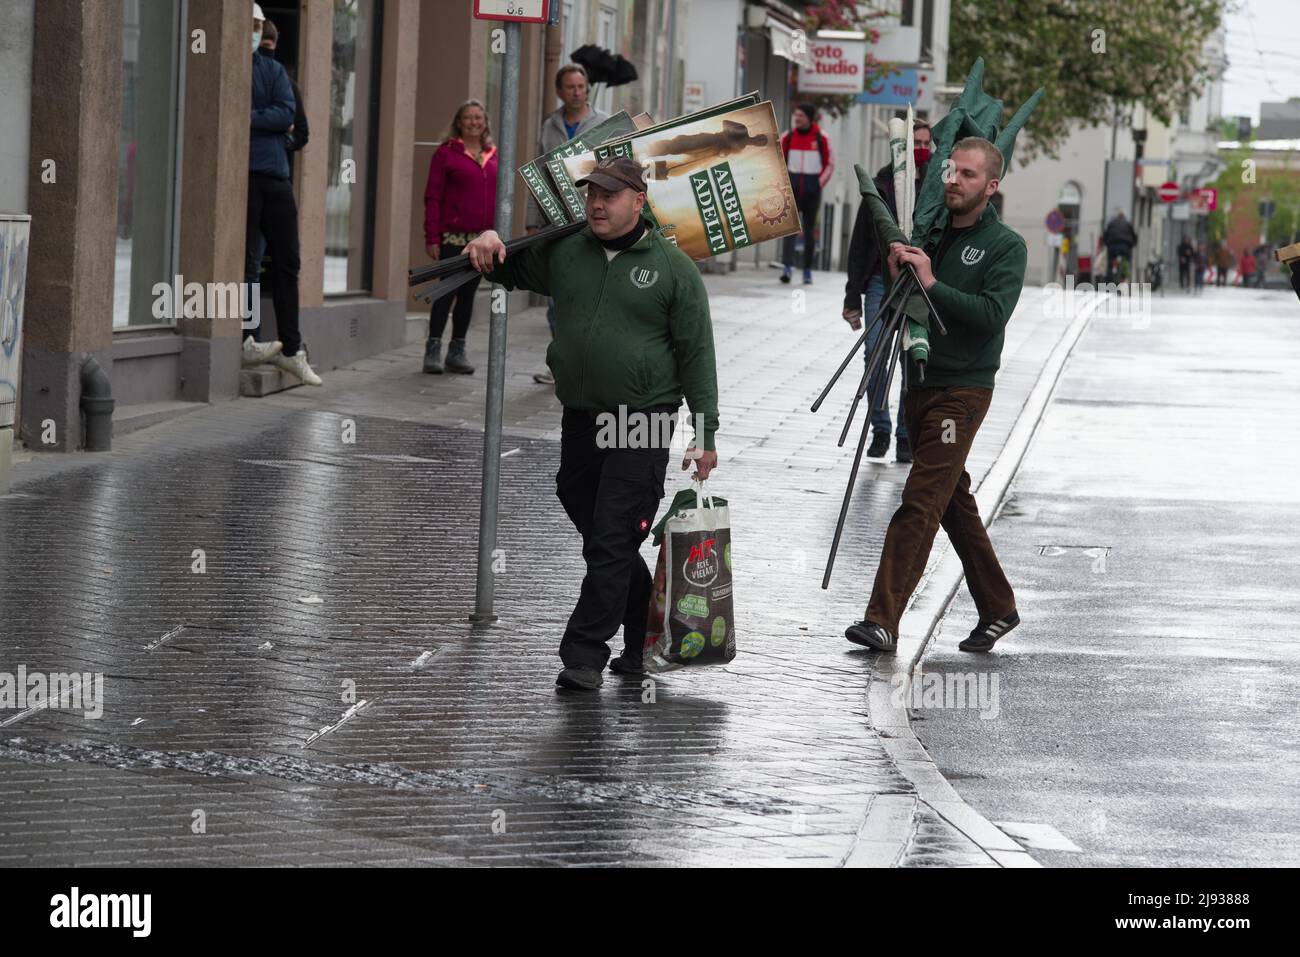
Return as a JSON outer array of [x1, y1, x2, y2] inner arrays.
[[464, 156, 720, 691], [846, 137, 1027, 656]]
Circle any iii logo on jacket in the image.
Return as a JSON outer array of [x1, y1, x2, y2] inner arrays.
[[630, 266, 659, 289], [960, 246, 986, 266]]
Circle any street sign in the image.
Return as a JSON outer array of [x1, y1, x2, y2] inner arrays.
[[1172, 201, 1191, 221], [1045, 209, 1065, 234], [1192, 187, 1217, 212], [1158, 181, 1179, 203], [473, 0, 549, 23]]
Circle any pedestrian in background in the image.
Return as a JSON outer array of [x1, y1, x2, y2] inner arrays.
[[525, 64, 609, 385], [842, 119, 932, 464], [779, 102, 834, 285], [844, 138, 1025, 656], [1213, 244, 1233, 286], [244, 1, 321, 386], [1194, 242, 1208, 295], [1177, 235, 1195, 291], [1253, 243, 1270, 287], [463, 157, 720, 692], [1238, 249, 1256, 287], [246, 19, 308, 295], [1101, 209, 1136, 281], [422, 100, 498, 375]]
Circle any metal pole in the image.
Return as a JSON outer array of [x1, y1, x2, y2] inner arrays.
[[470, 21, 521, 625]]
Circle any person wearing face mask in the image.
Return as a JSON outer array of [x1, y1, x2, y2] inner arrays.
[[245, 20, 309, 316], [780, 102, 835, 285], [842, 119, 933, 463], [245, 2, 321, 385]]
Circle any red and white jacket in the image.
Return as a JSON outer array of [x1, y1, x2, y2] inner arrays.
[[781, 123, 832, 177]]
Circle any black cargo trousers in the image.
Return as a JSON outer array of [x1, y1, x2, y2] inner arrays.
[[556, 405, 676, 670]]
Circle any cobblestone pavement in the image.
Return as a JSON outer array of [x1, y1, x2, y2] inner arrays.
[[1, 268, 1071, 866]]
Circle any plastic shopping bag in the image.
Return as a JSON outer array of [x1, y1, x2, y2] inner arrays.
[[643, 483, 736, 673]]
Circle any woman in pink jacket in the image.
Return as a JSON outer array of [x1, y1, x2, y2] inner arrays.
[[422, 100, 498, 374]]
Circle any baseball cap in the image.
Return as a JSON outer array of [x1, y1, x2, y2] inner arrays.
[[575, 156, 647, 194]]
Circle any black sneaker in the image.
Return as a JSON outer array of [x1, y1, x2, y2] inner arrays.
[[556, 666, 604, 691], [867, 430, 890, 458], [608, 650, 645, 675], [896, 437, 912, 463], [958, 611, 1020, 653], [845, 620, 897, 652]]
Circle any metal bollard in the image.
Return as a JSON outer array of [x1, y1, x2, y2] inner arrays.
[[80, 357, 114, 452]]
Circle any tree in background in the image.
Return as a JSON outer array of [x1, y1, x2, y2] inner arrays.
[[1207, 152, 1300, 281], [949, 0, 1225, 161]]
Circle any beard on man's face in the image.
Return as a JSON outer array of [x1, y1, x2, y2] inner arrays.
[[944, 183, 985, 216]]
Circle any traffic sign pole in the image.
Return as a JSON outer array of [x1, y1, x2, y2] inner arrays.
[[470, 20, 522, 624]]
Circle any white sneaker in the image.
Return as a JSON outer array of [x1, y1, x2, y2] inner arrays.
[[242, 336, 283, 366], [273, 352, 322, 386]]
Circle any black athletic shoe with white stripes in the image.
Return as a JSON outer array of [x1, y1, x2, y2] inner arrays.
[[845, 620, 897, 652], [958, 610, 1020, 652]]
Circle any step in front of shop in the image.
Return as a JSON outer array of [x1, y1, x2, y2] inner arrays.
[[240, 366, 303, 397]]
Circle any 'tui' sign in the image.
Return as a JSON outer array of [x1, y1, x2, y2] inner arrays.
[[798, 38, 866, 95]]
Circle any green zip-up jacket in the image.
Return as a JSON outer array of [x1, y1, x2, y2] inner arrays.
[[907, 204, 1028, 389], [486, 220, 720, 450]]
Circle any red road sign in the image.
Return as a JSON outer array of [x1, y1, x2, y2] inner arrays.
[[1191, 187, 1218, 212], [1045, 209, 1065, 234], [473, 0, 550, 22], [1158, 181, 1179, 203]]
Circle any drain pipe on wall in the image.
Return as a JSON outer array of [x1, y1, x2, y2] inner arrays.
[[79, 357, 114, 451]]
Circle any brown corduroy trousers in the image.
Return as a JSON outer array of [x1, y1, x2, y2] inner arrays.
[[865, 385, 1016, 636]]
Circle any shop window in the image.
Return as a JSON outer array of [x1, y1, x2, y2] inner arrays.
[[114, 0, 185, 328], [324, 0, 382, 295]]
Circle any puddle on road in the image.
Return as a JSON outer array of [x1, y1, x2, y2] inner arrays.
[[0, 736, 800, 816]]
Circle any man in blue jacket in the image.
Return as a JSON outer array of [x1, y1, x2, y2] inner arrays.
[[244, 2, 320, 385]]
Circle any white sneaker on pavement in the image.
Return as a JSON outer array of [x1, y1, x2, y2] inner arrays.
[[273, 352, 323, 386], [242, 336, 283, 366]]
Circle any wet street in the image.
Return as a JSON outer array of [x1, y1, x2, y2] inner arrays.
[[919, 285, 1300, 866], [0, 272, 1292, 866]]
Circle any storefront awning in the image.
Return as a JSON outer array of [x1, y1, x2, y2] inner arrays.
[[765, 14, 815, 70]]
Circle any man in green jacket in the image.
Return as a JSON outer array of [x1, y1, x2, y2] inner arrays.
[[464, 156, 720, 691], [845, 136, 1026, 655]]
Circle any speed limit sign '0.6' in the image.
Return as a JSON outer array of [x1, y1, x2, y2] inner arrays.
[[474, 0, 549, 22]]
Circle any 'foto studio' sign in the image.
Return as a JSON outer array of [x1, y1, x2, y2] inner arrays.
[[797, 39, 866, 95]]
